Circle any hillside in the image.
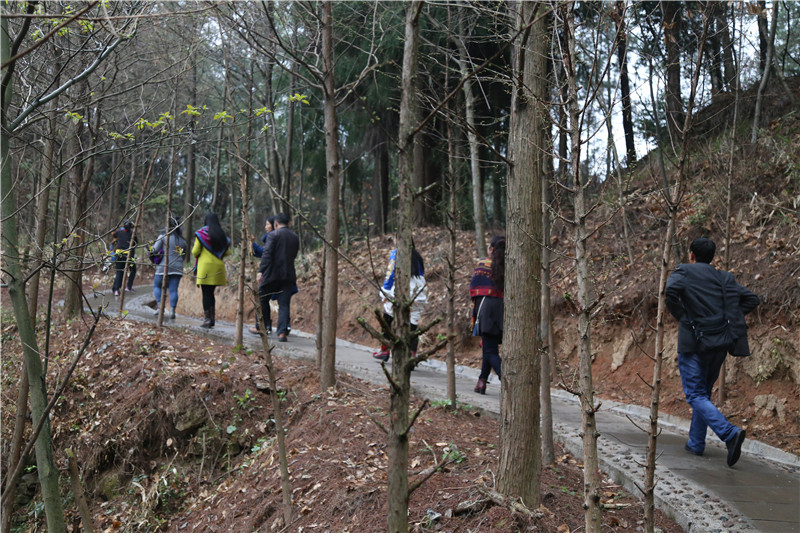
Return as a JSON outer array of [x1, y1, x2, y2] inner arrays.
[[283, 106, 800, 457]]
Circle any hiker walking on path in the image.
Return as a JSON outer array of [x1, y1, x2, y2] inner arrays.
[[372, 239, 428, 362], [257, 213, 299, 342], [250, 215, 276, 335], [666, 237, 760, 467], [469, 235, 505, 394], [111, 220, 138, 296], [192, 212, 230, 329], [152, 216, 188, 320]]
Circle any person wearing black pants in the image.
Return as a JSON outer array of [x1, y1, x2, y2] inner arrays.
[[257, 213, 299, 342], [111, 220, 137, 296], [469, 235, 506, 394], [192, 213, 230, 328]]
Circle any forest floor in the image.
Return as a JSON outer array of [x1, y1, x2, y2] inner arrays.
[[1, 304, 684, 532]]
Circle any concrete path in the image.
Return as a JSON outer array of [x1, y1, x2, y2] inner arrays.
[[106, 289, 800, 533]]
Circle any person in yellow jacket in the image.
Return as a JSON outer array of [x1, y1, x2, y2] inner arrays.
[[192, 212, 230, 328]]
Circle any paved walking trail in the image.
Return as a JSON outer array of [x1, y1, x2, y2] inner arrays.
[[110, 289, 799, 533]]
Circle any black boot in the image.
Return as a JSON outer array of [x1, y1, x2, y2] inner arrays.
[[201, 309, 212, 328], [209, 305, 215, 328]]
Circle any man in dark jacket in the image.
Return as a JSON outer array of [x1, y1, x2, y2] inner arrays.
[[666, 238, 760, 467], [257, 213, 299, 342], [111, 220, 137, 296]]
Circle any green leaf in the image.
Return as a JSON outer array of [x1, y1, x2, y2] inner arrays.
[[226, 425, 237, 434]]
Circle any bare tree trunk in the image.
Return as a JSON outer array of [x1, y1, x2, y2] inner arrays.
[[63, 99, 91, 317], [614, 1, 636, 166], [497, 0, 544, 508], [661, 0, 684, 145], [66, 449, 95, 533], [157, 108, 177, 326], [1, 20, 66, 528], [383, 4, 425, 531], [212, 122, 224, 214], [540, 162, 555, 466], [717, 5, 737, 92], [28, 108, 57, 324], [254, 299, 293, 525], [183, 37, 198, 255], [444, 51, 458, 407], [752, 2, 778, 142], [719, 15, 744, 407], [455, 6, 486, 258], [562, 5, 601, 530], [320, 1, 341, 391]]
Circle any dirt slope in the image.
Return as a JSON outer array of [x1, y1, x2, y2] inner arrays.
[[0, 316, 682, 532]]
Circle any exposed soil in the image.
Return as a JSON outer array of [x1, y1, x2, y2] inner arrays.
[[1, 314, 682, 532]]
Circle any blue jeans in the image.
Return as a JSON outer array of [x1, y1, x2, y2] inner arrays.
[[678, 351, 738, 453], [153, 274, 181, 309]]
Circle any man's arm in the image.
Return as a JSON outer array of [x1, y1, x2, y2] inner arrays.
[[736, 283, 760, 315], [665, 265, 686, 320]]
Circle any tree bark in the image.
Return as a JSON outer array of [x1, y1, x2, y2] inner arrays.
[[562, 4, 601, 530], [661, 0, 684, 144], [320, 1, 341, 391], [614, 1, 636, 166], [1, 18, 66, 530], [385, 3, 424, 531], [455, 6, 487, 258], [497, 0, 544, 508]]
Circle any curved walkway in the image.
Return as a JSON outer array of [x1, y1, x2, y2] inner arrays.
[[109, 289, 799, 533]]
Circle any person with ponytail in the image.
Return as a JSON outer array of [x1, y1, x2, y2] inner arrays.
[[372, 238, 428, 362], [469, 235, 505, 394], [192, 212, 230, 328]]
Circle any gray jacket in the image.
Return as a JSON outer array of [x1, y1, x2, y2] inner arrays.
[[665, 262, 759, 355], [153, 231, 187, 277]]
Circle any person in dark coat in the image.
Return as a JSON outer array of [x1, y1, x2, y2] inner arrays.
[[250, 215, 276, 334], [666, 237, 760, 467], [257, 213, 299, 342], [469, 235, 505, 395], [111, 220, 137, 296]]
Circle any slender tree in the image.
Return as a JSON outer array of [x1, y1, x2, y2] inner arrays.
[[320, 0, 342, 390]]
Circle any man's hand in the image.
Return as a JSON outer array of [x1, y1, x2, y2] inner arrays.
[[257, 272, 262, 284]]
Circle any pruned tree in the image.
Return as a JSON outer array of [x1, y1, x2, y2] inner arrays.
[[497, 0, 546, 508]]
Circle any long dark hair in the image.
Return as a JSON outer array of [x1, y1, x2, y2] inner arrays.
[[490, 235, 505, 291], [411, 245, 424, 277], [203, 212, 228, 255], [166, 216, 183, 239]]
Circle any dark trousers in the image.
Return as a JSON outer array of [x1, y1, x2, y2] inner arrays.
[[479, 333, 502, 380], [383, 312, 419, 352], [112, 256, 136, 292], [258, 285, 274, 331], [200, 284, 216, 312], [275, 286, 293, 336]]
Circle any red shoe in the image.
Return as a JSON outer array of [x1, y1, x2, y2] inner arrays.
[[372, 346, 390, 362], [474, 378, 487, 394]]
